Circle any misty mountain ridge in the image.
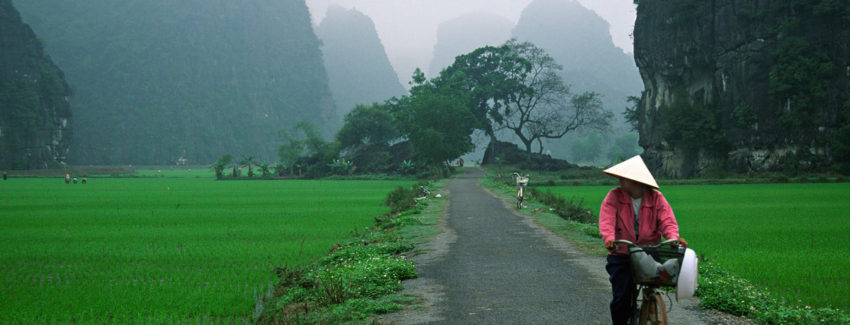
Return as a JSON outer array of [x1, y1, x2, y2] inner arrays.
[[512, 0, 642, 107], [13, 0, 337, 165], [428, 12, 514, 78], [315, 5, 405, 118]]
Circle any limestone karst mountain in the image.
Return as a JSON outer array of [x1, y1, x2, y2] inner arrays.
[[13, 0, 337, 165], [0, 0, 72, 170], [512, 0, 642, 124], [428, 12, 514, 78], [315, 5, 405, 118], [633, 0, 850, 176]]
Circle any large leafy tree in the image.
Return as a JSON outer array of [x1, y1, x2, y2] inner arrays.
[[495, 40, 612, 154], [336, 103, 399, 150], [436, 42, 532, 142], [334, 102, 400, 174], [390, 69, 477, 175], [278, 122, 333, 176], [436, 40, 612, 156]]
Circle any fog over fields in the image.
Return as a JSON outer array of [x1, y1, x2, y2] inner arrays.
[[305, 0, 636, 84]]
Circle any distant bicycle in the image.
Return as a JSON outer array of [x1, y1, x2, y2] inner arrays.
[[512, 172, 529, 209]]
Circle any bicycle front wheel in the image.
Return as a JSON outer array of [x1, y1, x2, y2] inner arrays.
[[637, 291, 668, 325], [516, 189, 524, 208]]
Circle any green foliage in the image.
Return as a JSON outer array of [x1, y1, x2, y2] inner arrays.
[[392, 72, 477, 173], [606, 133, 641, 163], [399, 160, 417, 175], [267, 241, 416, 324], [436, 43, 532, 135], [335, 103, 406, 175], [657, 93, 726, 153], [769, 37, 835, 137], [570, 133, 603, 163], [623, 95, 642, 131], [258, 182, 429, 324], [384, 183, 424, 214], [829, 101, 850, 175], [211, 154, 233, 179], [257, 161, 271, 178], [278, 122, 342, 178], [328, 158, 354, 175], [731, 102, 758, 128], [443, 39, 611, 155], [765, 0, 849, 157], [698, 260, 850, 324], [240, 155, 256, 177], [528, 188, 596, 224], [336, 103, 400, 150]]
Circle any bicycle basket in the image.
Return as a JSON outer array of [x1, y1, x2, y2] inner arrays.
[[627, 244, 685, 286]]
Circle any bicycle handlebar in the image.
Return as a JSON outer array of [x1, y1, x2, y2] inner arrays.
[[613, 238, 680, 248]]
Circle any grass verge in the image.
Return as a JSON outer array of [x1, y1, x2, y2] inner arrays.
[[255, 180, 448, 324]]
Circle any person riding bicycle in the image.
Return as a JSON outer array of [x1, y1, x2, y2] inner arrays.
[[598, 155, 688, 325]]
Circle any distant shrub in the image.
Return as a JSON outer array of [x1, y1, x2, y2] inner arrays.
[[384, 182, 428, 214], [529, 188, 596, 224]]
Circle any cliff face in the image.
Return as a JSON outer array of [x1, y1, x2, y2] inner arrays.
[[0, 0, 71, 170], [14, 0, 336, 165], [634, 0, 850, 177], [315, 6, 405, 118]]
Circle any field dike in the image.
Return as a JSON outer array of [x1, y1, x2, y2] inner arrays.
[[256, 181, 445, 324]]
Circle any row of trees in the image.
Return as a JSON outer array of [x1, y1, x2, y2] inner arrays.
[[213, 40, 614, 178]]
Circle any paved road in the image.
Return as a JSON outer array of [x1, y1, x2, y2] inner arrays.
[[386, 168, 611, 324], [381, 168, 712, 325]]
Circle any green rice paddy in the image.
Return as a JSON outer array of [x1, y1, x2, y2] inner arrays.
[[545, 182, 850, 312], [0, 175, 412, 323]]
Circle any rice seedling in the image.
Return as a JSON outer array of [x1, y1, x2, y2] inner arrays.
[[0, 177, 411, 323]]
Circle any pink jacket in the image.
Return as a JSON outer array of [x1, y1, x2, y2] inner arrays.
[[598, 187, 680, 256]]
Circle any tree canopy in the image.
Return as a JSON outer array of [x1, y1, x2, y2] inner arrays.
[[336, 103, 399, 150], [434, 39, 612, 155]]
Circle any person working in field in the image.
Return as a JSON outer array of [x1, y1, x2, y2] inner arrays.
[[598, 155, 688, 325]]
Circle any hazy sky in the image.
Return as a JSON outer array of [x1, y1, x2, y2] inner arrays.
[[305, 0, 637, 84]]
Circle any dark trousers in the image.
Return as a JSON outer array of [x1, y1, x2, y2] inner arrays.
[[606, 254, 635, 325]]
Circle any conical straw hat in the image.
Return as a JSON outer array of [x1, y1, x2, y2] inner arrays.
[[603, 155, 659, 189]]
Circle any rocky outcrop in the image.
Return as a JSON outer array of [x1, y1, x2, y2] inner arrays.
[[15, 0, 336, 165], [315, 6, 406, 118], [0, 0, 71, 169], [634, 0, 850, 177]]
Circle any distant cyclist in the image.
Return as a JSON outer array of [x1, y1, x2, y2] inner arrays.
[[597, 155, 688, 325]]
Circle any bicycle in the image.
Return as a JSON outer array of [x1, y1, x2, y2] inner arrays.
[[512, 172, 529, 209], [613, 239, 698, 325]]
